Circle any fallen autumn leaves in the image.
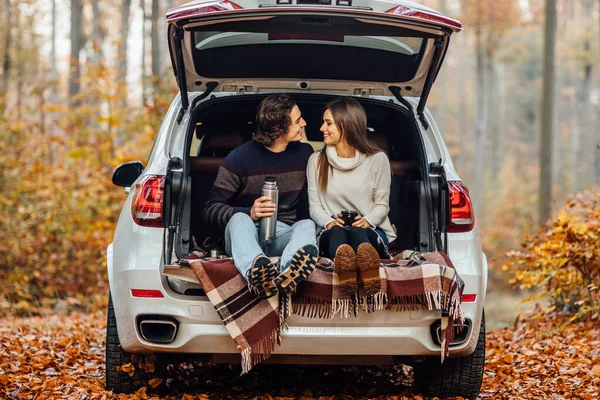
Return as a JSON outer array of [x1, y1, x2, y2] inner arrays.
[[1, 309, 599, 399]]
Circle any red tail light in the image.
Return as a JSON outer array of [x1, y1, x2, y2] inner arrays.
[[166, 0, 242, 22], [385, 5, 462, 31], [448, 181, 474, 232], [131, 175, 165, 227], [131, 289, 164, 298], [461, 294, 477, 303]]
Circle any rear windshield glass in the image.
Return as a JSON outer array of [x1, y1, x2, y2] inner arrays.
[[191, 28, 426, 82]]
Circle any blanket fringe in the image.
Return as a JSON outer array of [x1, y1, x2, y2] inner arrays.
[[292, 296, 333, 319], [332, 298, 350, 318], [359, 291, 388, 313], [241, 348, 252, 375], [240, 328, 281, 375], [331, 295, 359, 318], [387, 293, 428, 312], [374, 291, 387, 311]]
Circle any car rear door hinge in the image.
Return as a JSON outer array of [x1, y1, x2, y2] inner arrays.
[[389, 86, 431, 130], [189, 82, 219, 111], [389, 86, 413, 113]]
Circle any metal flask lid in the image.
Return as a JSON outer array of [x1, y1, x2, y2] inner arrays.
[[264, 176, 277, 189]]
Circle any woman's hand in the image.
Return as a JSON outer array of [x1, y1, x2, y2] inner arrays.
[[326, 215, 346, 229], [250, 196, 277, 221], [352, 215, 373, 228]]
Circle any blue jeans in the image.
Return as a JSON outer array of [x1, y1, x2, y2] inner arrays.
[[224, 213, 317, 279]]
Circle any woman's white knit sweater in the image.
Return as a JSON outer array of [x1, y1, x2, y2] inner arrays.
[[307, 145, 397, 242]]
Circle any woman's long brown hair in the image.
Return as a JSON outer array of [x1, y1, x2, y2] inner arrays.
[[318, 98, 380, 192]]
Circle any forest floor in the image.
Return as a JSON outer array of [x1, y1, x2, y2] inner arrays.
[[1, 300, 599, 400]]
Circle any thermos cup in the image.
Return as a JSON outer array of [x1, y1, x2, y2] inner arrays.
[[259, 176, 278, 242]]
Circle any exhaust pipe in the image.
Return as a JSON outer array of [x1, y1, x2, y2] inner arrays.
[[138, 317, 178, 344], [430, 319, 471, 347]]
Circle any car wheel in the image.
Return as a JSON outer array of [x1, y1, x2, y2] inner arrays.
[[105, 293, 167, 394], [412, 311, 485, 399]]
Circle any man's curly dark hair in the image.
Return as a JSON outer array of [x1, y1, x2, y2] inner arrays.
[[253, 94, 296, 147]]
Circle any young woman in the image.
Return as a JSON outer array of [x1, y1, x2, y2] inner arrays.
[[306, 97, 396, 291]]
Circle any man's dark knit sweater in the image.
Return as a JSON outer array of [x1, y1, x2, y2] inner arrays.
[[204, 140, 314, 230]]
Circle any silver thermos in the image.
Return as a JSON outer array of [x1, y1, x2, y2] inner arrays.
[[259, 176, 278, 243]]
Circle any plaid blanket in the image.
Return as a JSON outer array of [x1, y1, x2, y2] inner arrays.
[[292, 250, 464, 360], [181, 251, 282, 374], [180, 249, 464, 372], [386, 250, 464, 360]]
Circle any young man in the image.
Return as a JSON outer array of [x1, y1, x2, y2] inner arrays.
[[203, 94, 317, 299]]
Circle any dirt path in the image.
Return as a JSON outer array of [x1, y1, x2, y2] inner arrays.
[[1, 310, 598, 399], [483, 287, 538, 331]]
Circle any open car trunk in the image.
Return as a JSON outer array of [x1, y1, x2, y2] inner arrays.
[[166, 1, 461, 125], [163, 94, 448, 291]]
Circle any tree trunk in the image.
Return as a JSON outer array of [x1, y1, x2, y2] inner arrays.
[[539, 0, 556, 225], [141, 0, 147, 103], [2, 0, 11, 98], [50, 0, 58, 103], [597, 2, 600, 185], [13, 0, 21, 120], [119, 0, 132, 108], [160, 0, 172, 76], [553, 59, 564, 188], [491, 62, 506, 182], [569, 84, 580, 193], [473, 25, 487, 210], [91, 0, 104, 66], [119, 0, 132, 75], [580, 33, 593, 186], [38, 86, 50, 164], [487, 59, 499, 182], [457, 33, 469, 169], [151, 0, 160, 93], [69, 0, 84, 103], [437, 0, 448, 135]]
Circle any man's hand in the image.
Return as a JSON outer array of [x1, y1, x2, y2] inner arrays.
[[352, 215, 372, 228], [250, 196, 277, 221]]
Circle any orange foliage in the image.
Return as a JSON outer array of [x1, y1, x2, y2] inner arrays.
[[504, 187, 600, 319], [2, 309, 599, 399], [484, 309, 600, 399], [0, 65, 175, 316]]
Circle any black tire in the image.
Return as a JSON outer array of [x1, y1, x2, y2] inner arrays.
[[105, 293, 167, 394], [413, 313, 486, 399]]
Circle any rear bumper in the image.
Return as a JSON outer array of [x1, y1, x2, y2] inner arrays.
[[110, 268, 484, 360]]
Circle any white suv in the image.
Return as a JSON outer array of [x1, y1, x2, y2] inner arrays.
[[106, 0, 488, 398]]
